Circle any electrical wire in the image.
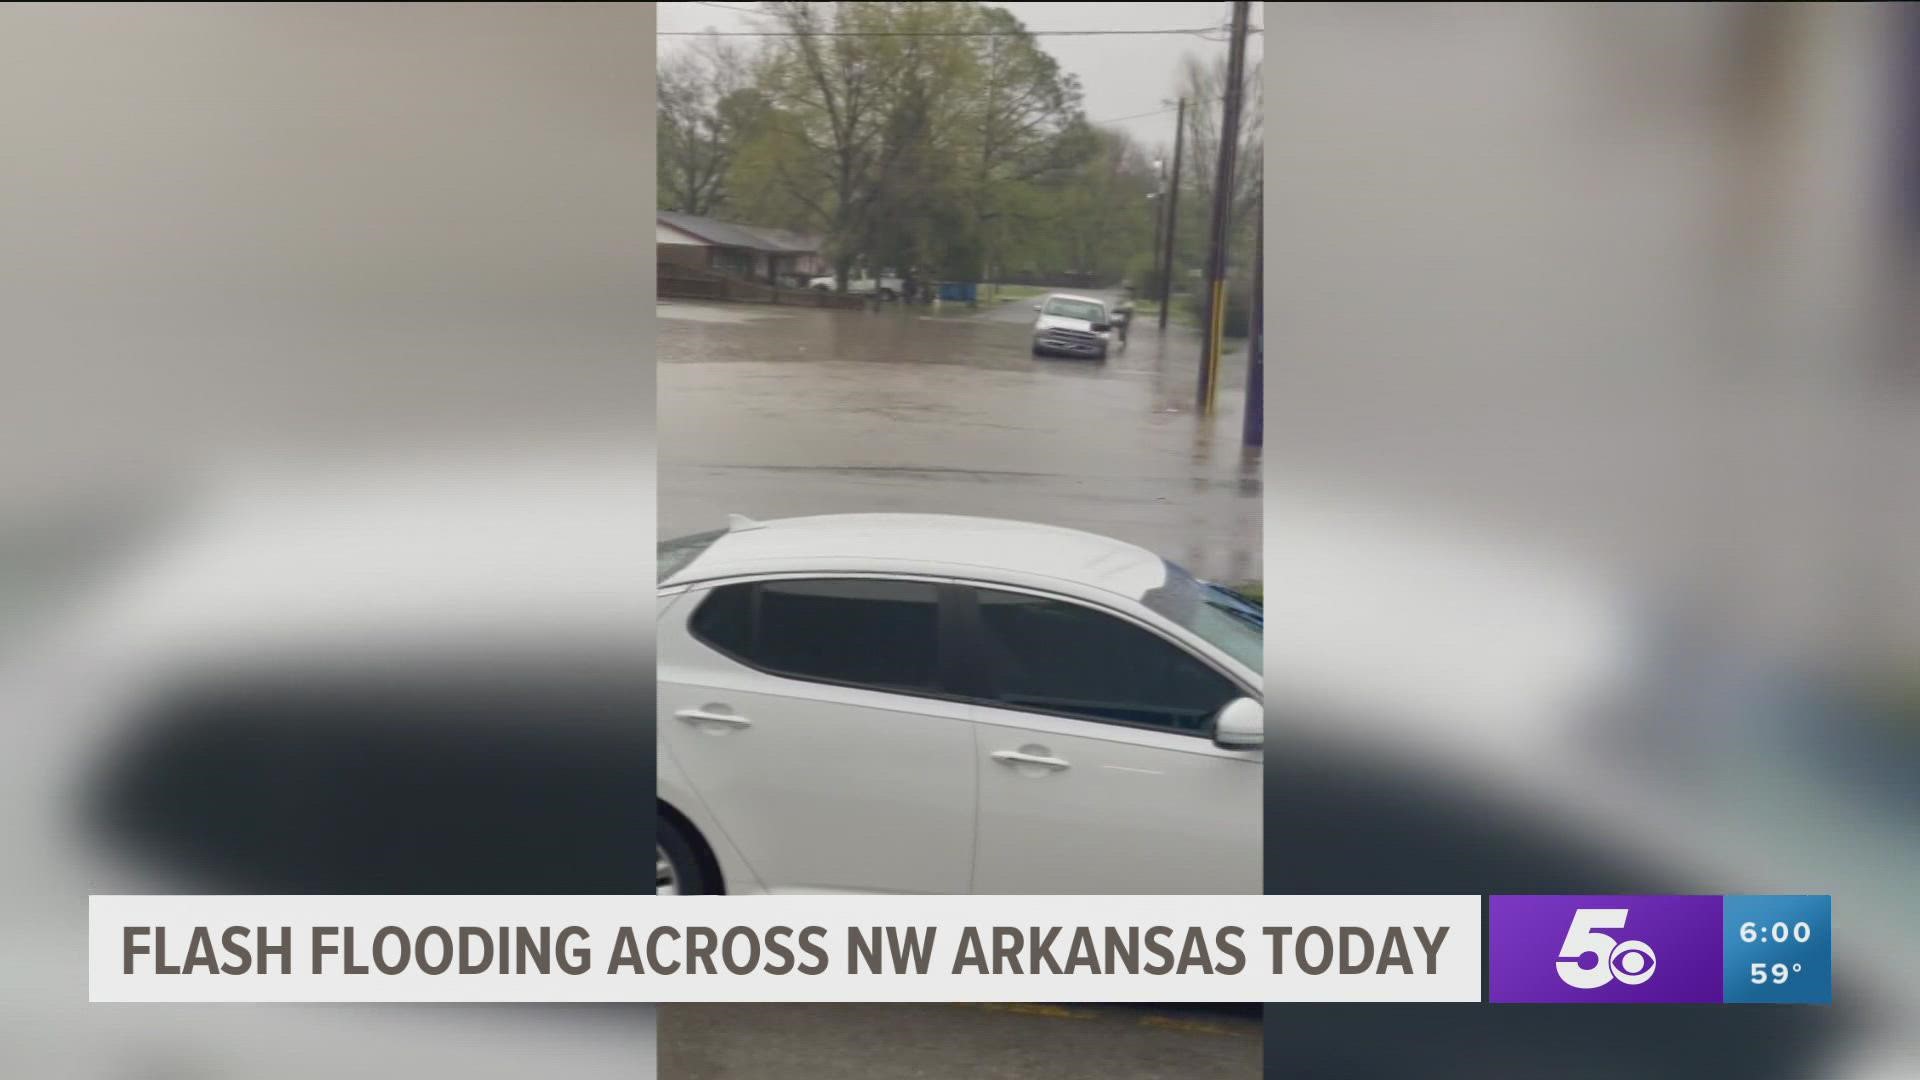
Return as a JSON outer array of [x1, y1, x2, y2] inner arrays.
[[660, 26, 1258, 39]]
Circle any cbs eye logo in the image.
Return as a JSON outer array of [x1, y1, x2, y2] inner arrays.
[[1556, 908, 1658, 989]]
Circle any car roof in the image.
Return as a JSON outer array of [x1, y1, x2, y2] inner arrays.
[[1044, 293, 1106, 306], [664, 513, 1168, 600]]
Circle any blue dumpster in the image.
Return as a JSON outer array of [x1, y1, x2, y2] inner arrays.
[[934, 281, 977, 303]]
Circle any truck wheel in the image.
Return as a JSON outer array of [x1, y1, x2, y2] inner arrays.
[[878, 288, 897, 301]]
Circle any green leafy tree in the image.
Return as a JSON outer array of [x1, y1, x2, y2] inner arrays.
[[660, 2, 1198, 290], [955, 6, 1092, 280]]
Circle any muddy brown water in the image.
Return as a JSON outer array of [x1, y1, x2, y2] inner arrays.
[[658, 299, 1261, 586]]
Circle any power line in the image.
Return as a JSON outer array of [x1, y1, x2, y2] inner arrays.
[[1094, 98, 1213, 126], [659, 26, 1259, 39], [739, 97, 1208, 154]]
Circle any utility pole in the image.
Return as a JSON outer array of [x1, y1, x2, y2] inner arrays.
[[1243, 200, 1263, 448], [1197, 0, 1249, 415], [1148, 191, 1164, 292], [1157, 98, 1185, 332]]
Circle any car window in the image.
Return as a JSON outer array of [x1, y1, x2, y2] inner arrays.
[[969, 588, 1240, 734], [1042, 298, 1104, 322], [1142, 562, 1263, 673], [658, 528, 727, 583], [688, 578, 941, 694]]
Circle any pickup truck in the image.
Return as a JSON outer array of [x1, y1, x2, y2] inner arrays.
[[806, 271, 903, 299]]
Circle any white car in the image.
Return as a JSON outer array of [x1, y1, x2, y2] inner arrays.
[[807, 271, 903, 299], [656, 513, 1263, 896], [1030, 293, 1115, 359]]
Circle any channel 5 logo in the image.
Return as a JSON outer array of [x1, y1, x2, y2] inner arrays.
[[1555, 908, 1657, 988], [1490, 896, 1723, 1003]]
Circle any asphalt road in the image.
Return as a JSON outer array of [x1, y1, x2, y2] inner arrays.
[[658, 1003, 1260, 1079]]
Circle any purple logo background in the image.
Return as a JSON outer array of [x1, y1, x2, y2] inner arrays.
[[1489, 895, 1724, 1003]]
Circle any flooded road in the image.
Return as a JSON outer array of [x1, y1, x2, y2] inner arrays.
[[659, 1003, 1260, 1080], [657, 297, 1261, 585]]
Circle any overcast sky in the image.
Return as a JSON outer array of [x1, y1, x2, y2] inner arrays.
[[655, 1, 1263, 156]]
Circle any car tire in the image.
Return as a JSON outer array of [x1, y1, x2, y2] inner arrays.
[[812, 284, 829, 293], [656, 812, 712, 896], [1096, 347, 1108, 361], [878, 288, 897, 301]]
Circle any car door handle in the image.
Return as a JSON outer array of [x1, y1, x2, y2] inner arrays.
[[991, 750, 1070, 771], [675, 708, 751, 729]]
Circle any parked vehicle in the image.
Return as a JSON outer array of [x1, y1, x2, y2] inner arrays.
[[656, 512, 1263, 896], [37, 475, 1873, 1080], [807, 270, 903, 299], [1030, 293, 1114, 360]]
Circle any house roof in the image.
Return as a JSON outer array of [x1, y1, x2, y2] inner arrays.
[[656, 220, 710, 246], [656, 210, 820, 254]]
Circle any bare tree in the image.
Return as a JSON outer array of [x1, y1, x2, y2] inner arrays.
[[1179, 54, 1263, 229], [657, 34, 759, 215]]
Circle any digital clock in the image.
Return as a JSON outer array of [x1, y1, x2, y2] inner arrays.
[[1722, 895, 1831, 1004]]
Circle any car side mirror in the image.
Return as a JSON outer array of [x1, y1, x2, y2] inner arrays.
[[1211, 697, 1263, 750], [1032, 303, 1043, 311]]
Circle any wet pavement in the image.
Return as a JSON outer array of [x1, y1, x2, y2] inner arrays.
[[658, 1003, 1260, 1079], [658, 296, 1261, 585]]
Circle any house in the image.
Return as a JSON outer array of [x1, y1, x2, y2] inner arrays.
[[656, 210, 826, 287]]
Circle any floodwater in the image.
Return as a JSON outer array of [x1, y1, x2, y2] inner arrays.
[[659, 1003, 1260, 1080], [657, 296, 1262, 585]]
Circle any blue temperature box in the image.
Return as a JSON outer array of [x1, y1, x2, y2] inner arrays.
[[1722, 895, 1831, 1004]]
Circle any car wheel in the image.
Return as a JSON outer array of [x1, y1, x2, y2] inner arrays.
[[656, 813, 711, 896], [812, 284, 829, 293], [878, 288, 897, 301], [1096, 348, 1109, 361]]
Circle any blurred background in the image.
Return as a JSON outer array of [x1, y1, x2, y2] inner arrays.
[[9, 2, 1920, 1077], [1264, 3, 1917, 1076], [0, 4, 653, 1077]]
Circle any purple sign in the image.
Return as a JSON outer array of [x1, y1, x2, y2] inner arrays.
[[1489, 895, 1724, 1003]]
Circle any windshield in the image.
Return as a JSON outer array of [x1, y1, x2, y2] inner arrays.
[[658, 528, 726, 583], [1141, 560, 1263, 674], [1042, 298, 1105, 322]]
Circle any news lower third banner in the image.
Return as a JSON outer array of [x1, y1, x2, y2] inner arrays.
[[93, 895, 1477, 1003], [89, 894, 1831, 1004]]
